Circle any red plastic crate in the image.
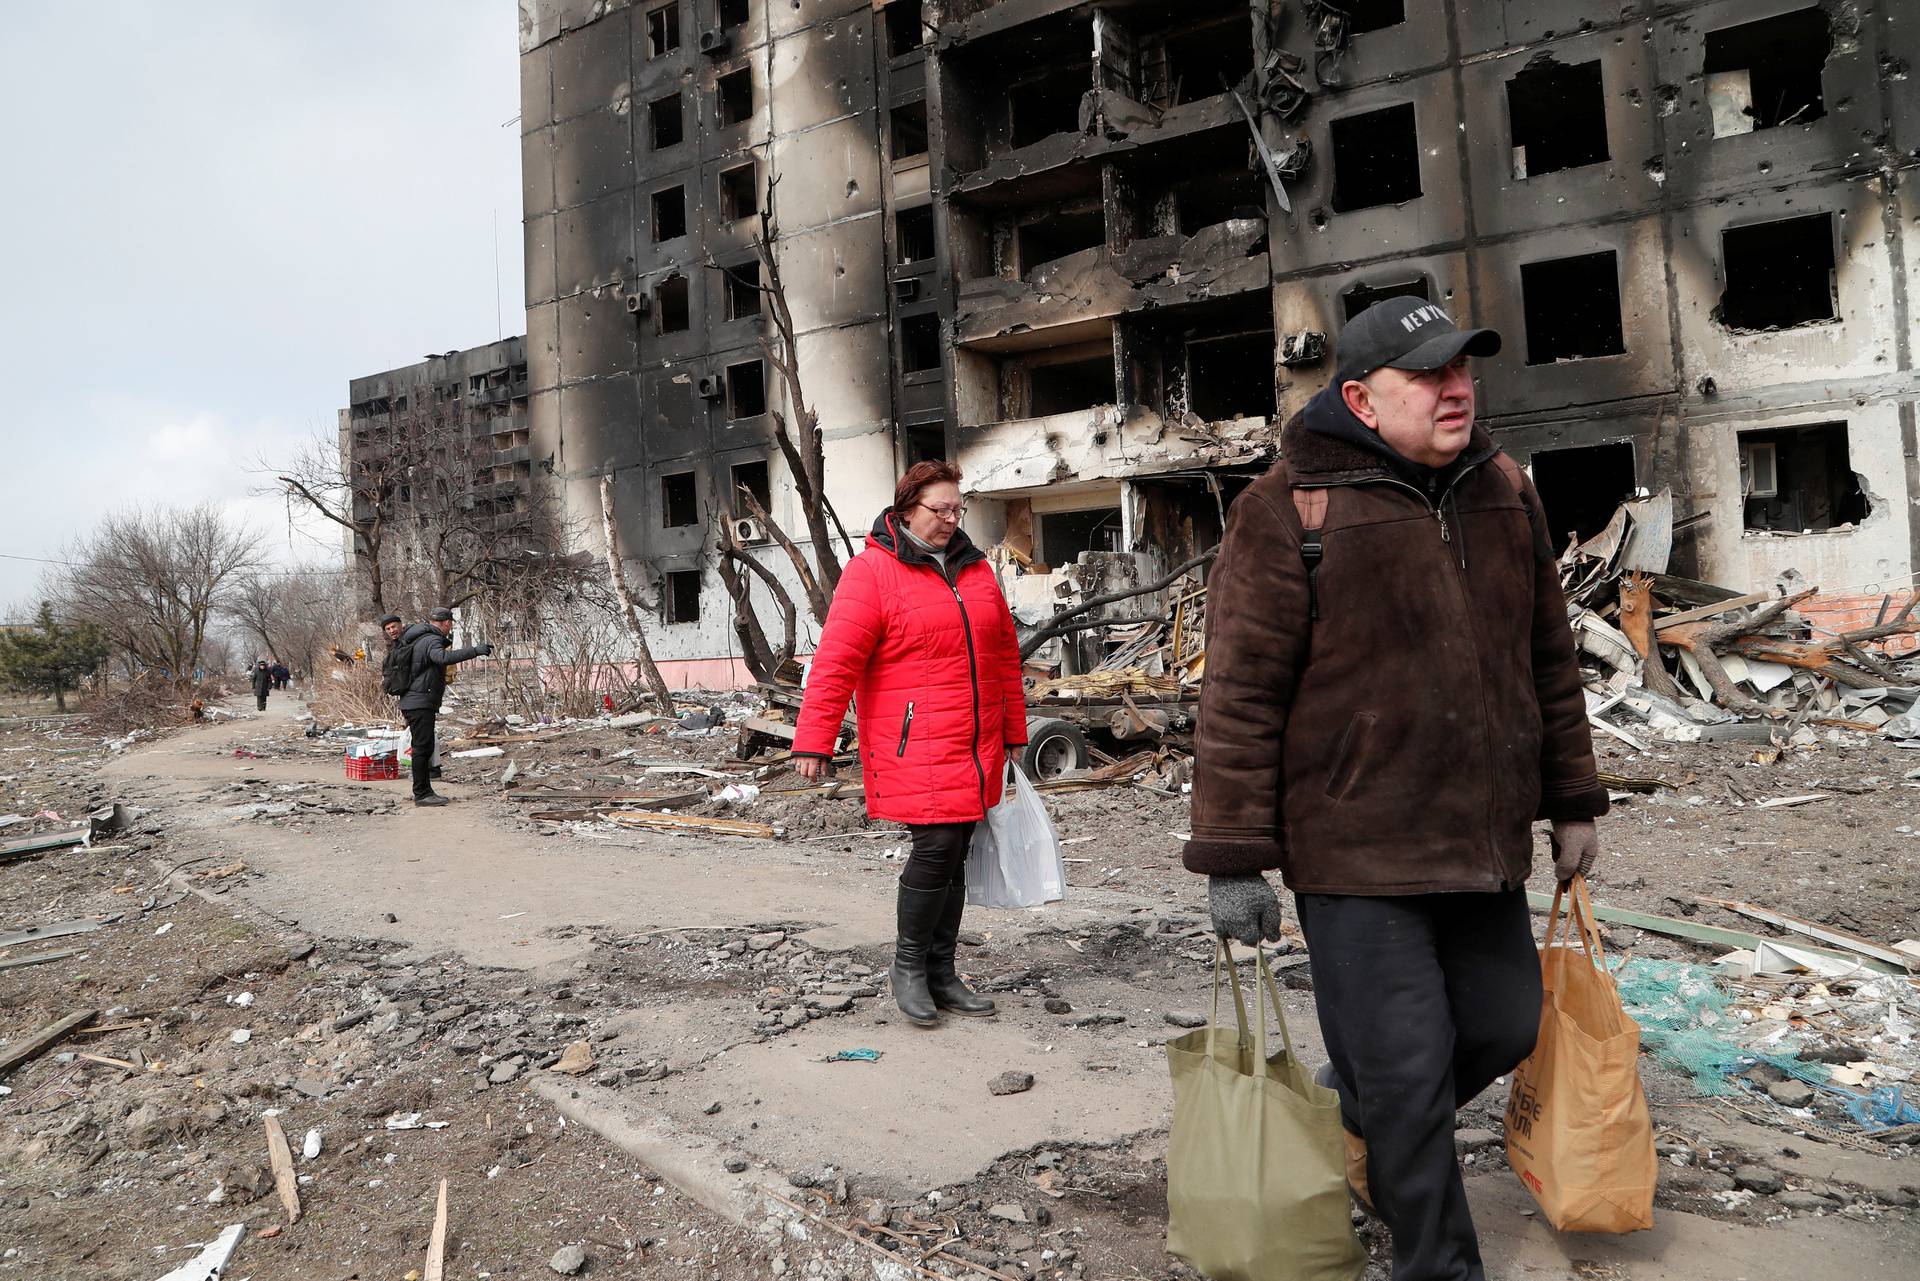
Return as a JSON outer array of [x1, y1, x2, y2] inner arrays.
[[344, 752, 400, 781]]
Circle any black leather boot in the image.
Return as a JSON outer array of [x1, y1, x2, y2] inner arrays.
[[889, 884, 945, 1026], [928, 882, 996, 1016]]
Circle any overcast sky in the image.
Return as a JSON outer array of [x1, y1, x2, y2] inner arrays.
[[0, 2, 525, 614]]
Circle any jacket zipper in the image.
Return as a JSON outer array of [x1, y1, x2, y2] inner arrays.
[[1297, 462, 1503, 880], [947, 578, 989, 815], [896, 702, 916, 756]]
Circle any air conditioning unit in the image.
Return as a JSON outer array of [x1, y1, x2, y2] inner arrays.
[[699, 28, 730, 57], [696, 374, 724, 399], [730, 516, 770, 545], [1741, 440, 1779, 499], [625, 292, 649, 315], [893, 277, 920, 303]]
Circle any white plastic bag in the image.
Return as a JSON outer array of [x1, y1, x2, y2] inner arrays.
[[967, 763, 1065, 909]]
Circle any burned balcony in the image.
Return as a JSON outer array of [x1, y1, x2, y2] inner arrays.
[[954, 214, 1267, 351], [1129, 300, 1277, 427], [942, 12, 1094, 177]]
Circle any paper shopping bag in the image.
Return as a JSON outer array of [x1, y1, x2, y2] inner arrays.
[[1506, 876, 1658, 1233]]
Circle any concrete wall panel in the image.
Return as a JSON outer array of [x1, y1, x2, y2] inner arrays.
[[771, 220, 889, 333], [767, 11, 876, 135], [1467, 215, 1676, 415], [523, 126, 558, 218], [525, 213, 559, 307], [794, 321, 891, 433], [552, 11, 634, 121], [554, 107, 636, 208], [555, 192, 636, 297], [527, 302, 562, 393], [559, 290, 640, 380], [766, 116, 884, 232], [1459, 28, 1663, 239], [1669, 182, 1896, 390], [559, 377, 645, 471]]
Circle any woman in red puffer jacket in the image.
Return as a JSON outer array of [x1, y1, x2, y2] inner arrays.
[[793, 460, 1028, 1027]]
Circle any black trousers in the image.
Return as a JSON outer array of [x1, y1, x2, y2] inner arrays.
[[900, 822, 977, 891], [403, 707, 437, 799], [255, 693, 268, 710], [1295, 889, 1542, 1281]]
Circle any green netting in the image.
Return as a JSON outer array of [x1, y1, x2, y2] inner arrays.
[[1612, 957, 1826, 1095]]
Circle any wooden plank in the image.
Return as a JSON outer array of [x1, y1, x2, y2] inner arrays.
[[263, 1114, 302, 1225], [0, 948, 76, 971], [1697, 897, 1918, 972], [604, 810, 777, 838], [1524, 893, 1903, 976], [0, 919, 104, 949], [1653, 590, 1776, 632], [0, 1008, 97, 1076], [740, 717, 798, 742], [423, 1178, 449, 1281], [507, 789, 706, 807]]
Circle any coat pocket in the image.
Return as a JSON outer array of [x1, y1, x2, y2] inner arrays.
[[896, 701, 916, 757], [1324, 711, 1376, 801]]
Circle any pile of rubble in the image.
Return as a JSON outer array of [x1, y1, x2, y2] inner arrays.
[[1563, 491, 1920, 749]]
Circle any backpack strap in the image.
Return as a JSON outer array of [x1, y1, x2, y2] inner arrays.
[[1290, 488, 1329, 621], [1489, 451, 1553, 561]]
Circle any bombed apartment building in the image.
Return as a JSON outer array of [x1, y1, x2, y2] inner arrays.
[[341, 337, 536, 618], [519, 0, 1920, 678]]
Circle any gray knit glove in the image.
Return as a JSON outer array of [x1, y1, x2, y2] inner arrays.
[[1208, 874, 1284, 945]]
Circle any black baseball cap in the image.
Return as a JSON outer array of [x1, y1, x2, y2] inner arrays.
[[428, 607, 455, 622], [1335, 297, 1501, 386]]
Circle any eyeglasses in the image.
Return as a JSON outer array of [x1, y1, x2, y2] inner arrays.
[[916, 503, 967, 521]]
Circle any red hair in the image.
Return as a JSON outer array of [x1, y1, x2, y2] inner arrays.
[[894, 460, 963, 512]]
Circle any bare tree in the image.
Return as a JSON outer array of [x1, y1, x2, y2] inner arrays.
[[267, 429, 403, 617], [227, 567, 352, 676], [53, 505, 258, 686], [598, 475, 676, 713]]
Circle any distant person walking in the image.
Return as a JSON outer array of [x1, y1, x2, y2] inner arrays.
[[270, 661, 291, 691], [250, 660, 272, 712], [792, 461, 1028, 1026], [394, 608, 492, 807]]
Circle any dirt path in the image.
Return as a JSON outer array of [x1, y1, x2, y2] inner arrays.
[[5, 694, 1915, 1279]]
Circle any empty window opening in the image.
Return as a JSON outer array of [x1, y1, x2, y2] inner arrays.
[[729, 459, 771, 514], [1186, 332, 1276, 423], [1719, 213, 1836, 332], [901, 313, 942, 375], [726, 360, 766, 419], [905, 424, 946, 465], [1703, 8, 1831, 137], [886, 0, 924, 58], [716, 68, 754, 126], [723, 261, 761, 321], [717, 0, 748, 30], [654, 273, 690, 333], [1027, 355, 1114, 417], [718, 162, 757, 221], [1505, 58, 1609, 178], [1175, 168, 1265, 236], [1329, 104, 1421, 212], [1521, 251, 1624, 365], [1152, 17, 1255, 107], [1529, 443, 1636, 554], [1038, 507, 1122, 565], [666, 570, 703, 623], [1346, 0, 1405, 35], [1009, 67, 1088, 149], [1014, 207, 1104, 277], [896, 205, 935, 264], [1342, 274, 1431, 322], [648, 93, 684, 149], [891, 100, 928, 161], [646, 4, 681, 57], [651, 186, 687, 241], [1740, 424, 1868, 533], [661, 472, 699, 527]]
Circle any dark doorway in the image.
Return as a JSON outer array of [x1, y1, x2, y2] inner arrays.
[[1529, 442, 1636, 553]]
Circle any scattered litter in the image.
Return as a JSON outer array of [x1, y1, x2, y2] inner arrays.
[[823, 1048, 882, 1063], [449, 746, 505, 759], [385, 1113, 450, 1131], [154, 1223, 244, 1281]]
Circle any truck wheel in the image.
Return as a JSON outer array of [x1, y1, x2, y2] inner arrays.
[[1023, 718, 1088, 780]]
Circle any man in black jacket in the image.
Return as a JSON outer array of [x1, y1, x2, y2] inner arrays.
[[395, 608, 492, 807], [250, 660, 272, 711]]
